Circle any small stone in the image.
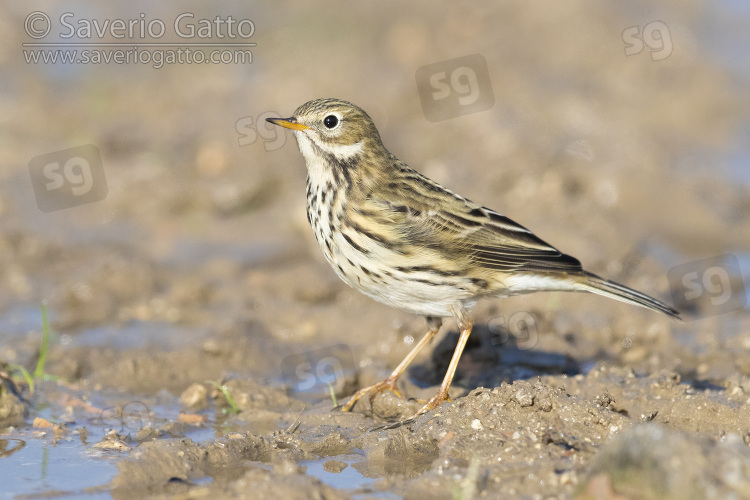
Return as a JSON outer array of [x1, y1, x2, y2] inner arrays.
[[134, 427, 160, 442], [323, 460, 348, 473], [177, 413, 207, 424], [513, 389, 534, 407], [180, 383, 208, 410], [94, 439, 130, 450], [33, 417, 56, 429], [273, 459, 300, 475]]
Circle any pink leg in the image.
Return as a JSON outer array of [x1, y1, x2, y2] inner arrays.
[[341, 317, 442, 411]]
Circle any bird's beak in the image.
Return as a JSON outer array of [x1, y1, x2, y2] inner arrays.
[[266, 116, 309, 131]]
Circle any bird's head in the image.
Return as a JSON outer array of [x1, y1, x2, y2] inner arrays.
[[266, 98, 386, 168]]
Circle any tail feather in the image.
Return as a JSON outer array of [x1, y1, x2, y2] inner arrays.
[[578, 272, 681, 319]]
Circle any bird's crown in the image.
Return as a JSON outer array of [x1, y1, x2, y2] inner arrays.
[[290, 98, 383, 149]]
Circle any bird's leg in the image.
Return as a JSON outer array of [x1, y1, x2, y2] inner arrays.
[[341, 317, 442, 412], [415, 306, 473, 416]]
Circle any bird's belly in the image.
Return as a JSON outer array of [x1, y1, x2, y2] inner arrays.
[[324, 232, 475, 318]]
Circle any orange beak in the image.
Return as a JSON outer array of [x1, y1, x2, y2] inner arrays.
[[266, 116, 309, 131]]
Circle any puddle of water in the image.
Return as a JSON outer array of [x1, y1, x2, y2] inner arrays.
[[0, 304, 44, 340], [0, 382, 219, 499], [0, 429, 115, 499], [278, 344, 358, 404], [301, 454, 369, 490], [697, 2, 750, 188], [300, 453, 401, 499], [70, 321, 211, 351]]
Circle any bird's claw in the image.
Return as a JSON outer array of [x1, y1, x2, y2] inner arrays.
[[340, 377, 402, 412], [413, 390, 450, 418]]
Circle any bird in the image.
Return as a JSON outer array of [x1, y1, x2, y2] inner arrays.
[[266, 98, 680, 419]]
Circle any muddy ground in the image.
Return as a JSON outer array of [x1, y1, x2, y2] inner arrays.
[[1, 1, 750, 499]]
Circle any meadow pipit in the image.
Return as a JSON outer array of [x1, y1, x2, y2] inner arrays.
[[267, 98, 680, 419]]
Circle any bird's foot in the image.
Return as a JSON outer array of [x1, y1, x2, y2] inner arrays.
[[340, 376, 402, 412], [369, 389, 452, 430], [413, 389, 451, 418]]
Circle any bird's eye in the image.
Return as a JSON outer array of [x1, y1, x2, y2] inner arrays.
[[323, 115, 339, 129]]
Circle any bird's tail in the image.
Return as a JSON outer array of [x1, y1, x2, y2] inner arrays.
[[577, 271, 681, 319]]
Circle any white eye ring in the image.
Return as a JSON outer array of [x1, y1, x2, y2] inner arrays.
[[323, 113, 342, 130]]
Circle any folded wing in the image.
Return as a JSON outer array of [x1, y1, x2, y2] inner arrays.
[[359, 175, 582, 275]]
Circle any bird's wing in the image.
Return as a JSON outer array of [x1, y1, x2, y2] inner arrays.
[[357, 176, 582, 274], [444, 206, 583, 272]]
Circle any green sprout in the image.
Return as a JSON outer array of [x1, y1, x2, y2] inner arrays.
[[8, 364, 34, 395], [33, 300, 51, 380], [207, 380, 240, 414], [327, 381, 338, 408], [7, 300, 59, 395]]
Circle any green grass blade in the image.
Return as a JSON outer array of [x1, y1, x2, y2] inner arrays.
[[33, 300, 51, 380], [207, 380, 240, 414]]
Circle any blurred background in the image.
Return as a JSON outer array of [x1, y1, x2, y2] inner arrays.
[[0, 0, 749, 496], [1, 0, 747, 355]]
